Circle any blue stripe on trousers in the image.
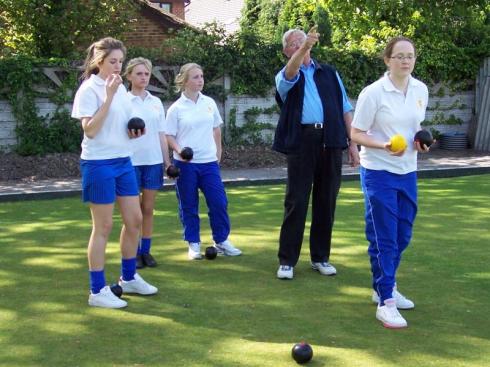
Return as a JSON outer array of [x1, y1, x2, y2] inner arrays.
[[360, 167, 417, 304], [174, 160, 230, 244]]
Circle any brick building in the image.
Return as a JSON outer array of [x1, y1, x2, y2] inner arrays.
[[147, 0, 189, 19], [124, 0, 190, 49]]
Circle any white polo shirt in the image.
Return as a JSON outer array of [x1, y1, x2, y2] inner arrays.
[[165, 92, 222, 164], [72, 74, 132, 160], [352, 73, 428, 174], [128, 91, 166, 166]]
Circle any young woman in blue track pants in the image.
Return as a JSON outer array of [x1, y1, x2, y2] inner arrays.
[[351, 37, 430, 328], [165, 63, 242, 260]]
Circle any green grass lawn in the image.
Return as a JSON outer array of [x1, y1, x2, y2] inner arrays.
[[1, 175, 489, 366]]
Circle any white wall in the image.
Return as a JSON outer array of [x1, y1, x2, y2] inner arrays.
[[0, 89, 476, 152], [223, 90, 475, 137], [0, 100, 16, 151]]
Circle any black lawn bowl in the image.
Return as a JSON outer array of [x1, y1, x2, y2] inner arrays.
[[180, 147, 194, 161], [292, 342, 313, 364], [414, 129, 433, 148], [110, 284, 123, 298], [166, 165, 180, 178], [204, 246, 218, 260], [127, 117, 145, 133]]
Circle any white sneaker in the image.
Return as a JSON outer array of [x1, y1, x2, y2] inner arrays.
[[376, 298, 408, 328], [214, 239, 242, 256], [277, 265, 294, 279], [372, 287, 415, 310], [311, 261, 337, 276], [188, 242, 202, 260], [118, 273, 158, 295], [88, 286, 127, 309]]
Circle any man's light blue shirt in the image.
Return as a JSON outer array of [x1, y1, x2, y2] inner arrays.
[[275, 60, 353, 124]]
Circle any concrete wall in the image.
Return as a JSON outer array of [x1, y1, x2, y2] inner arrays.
[[0, 100, 16, 151], [225, 94, 277, 123], [223, 90, 475, 139], [0, 86, 476, 152], [425, 91, 474, 136], [0, 98, 62, 152]]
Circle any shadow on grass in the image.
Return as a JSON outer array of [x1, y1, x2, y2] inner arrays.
[[0, 177, 489, 366]]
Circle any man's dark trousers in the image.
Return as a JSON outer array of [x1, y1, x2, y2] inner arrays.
[[278, 126, 342, 266]]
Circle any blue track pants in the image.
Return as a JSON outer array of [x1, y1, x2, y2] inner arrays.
[[174, 160, 230, 244], [360, 167, 417, 304]]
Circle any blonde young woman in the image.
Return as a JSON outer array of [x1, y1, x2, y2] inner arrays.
[[351, 36, 429, 328], [71, 38, 157, 309], [165, 63, 242, 260], [124, 57, 171, 269]]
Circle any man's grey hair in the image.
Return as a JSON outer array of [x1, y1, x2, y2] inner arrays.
[[282, 29, 307, 48]]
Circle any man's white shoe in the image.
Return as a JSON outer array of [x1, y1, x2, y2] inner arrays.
[[118, 273, 158, 295], [311, 261, 337, 276], [376, 298, 408, 328], [277, 265, 294, 279], [214, 239, 242, 256], [372, 288, 415, 310], [188, 242, 202, 260], [88, 285, 127, 309]]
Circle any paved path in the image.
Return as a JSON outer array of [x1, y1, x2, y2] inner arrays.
[[1, 150, 489, 202]]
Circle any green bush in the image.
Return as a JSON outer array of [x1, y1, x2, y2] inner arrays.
[[0, 56, 81, 155], [240, 0, 490, 94], [163, 23, 283, 97]]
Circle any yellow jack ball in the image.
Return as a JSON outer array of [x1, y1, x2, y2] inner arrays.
[[390, 134, 408, 152]]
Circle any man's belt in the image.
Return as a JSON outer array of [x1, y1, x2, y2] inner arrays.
[[301, 123, 323, 129]]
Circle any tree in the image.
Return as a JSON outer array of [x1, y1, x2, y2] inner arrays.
[[164, 22, 282, 97], [163, 23, 234, 87], [322, 0, 490, 81], [240, 0, 283, 43], [241, 0, 332, 46], [0, 0, 137, 58], [240, 0, 490, 83], [276, 0, 332, 47]]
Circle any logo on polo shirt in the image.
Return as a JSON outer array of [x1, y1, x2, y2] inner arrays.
[[417, 99, 424, 109], [208, 105, 213, 113]]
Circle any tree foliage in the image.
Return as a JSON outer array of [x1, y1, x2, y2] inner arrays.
[[323, 0, 490, 81], [240, 0, 283, 43], [241, 0, 490, 87], [241, 0, 332, 46], [163, 24, 234, 86], [164, 23, 282, 97], [0, 0, 137, 58]]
